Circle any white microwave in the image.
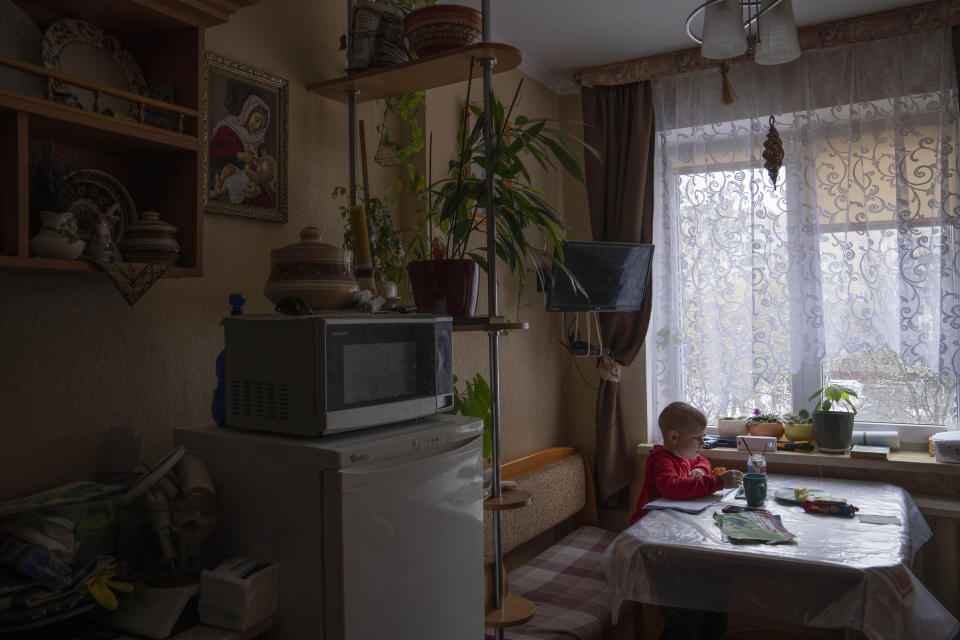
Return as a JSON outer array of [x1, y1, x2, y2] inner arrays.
[[223, 313, 453, 436]]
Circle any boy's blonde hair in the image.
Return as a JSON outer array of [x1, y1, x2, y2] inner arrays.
[[659, 401, 707, 436]]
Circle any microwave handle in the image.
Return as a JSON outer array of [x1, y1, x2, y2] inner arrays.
[[337, 436, 480, 480]]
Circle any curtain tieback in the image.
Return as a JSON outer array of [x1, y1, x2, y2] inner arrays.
[[598, 354, 623, 383]]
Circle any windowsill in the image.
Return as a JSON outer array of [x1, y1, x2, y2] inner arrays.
[[636, 443, 960, 475]]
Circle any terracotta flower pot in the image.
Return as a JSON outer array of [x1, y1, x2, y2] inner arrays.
[[404, 4, 482, 57], [407, 259, 478, 318], [748, 421, 784, 439]]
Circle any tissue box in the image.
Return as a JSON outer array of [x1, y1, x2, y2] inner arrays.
[[736, 435, 778, 454], [931, 432, 960, 464], [199, 558, 278, 631]]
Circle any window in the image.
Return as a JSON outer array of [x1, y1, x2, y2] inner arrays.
[[650, 28, 960, 439]]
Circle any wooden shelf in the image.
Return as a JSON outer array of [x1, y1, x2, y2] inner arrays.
[[0, 90, 198, 153], [0, 0, 209, 279], [307, 42, 522, 103], [453, 318, 529, 333], [485, 594, 535, 628], [0, 255, 198, 278], [483, 488, 531, 511]]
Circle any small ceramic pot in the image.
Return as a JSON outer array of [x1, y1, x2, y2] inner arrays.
[[264, 227, 360, 310], [748, 421, 784, 439], [29, 211, 85, 259], [120, 210, 182, 265], [404, 5, 482, 57], [784, 422, 815, 443], [716, 419, 748, 439]]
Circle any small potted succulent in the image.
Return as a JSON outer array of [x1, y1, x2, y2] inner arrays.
[[746, 409, 784, 439], [809, 384, 859, 452], [782, 409, 814, 443], [716, 415, 748, 439]]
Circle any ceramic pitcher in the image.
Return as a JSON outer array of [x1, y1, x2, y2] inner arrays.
[[29, 211, 85, 260]]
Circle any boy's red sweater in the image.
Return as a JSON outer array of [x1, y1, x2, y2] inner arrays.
[[628, 445, 723, 525]]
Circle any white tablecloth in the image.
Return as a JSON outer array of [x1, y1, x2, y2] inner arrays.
[[603, 474, 959, 639]]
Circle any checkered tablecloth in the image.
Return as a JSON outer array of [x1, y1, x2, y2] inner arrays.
[[486, 526, 617, 640]]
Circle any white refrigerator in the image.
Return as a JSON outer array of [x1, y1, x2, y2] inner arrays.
[[173, 415, 483, 639]]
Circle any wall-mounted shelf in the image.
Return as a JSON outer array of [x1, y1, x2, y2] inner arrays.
[[0, 90, 198, 153], [307, 42, 521, 103], [0, 0, 210, 277], [0, 255, 199, 278]]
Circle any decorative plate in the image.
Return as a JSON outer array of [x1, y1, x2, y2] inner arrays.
[[67, 169, 136, 256], [41, 19, 148, 114], [0, 0, 44, 97]]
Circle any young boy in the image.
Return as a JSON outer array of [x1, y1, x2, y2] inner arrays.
[[630, 402, 743, 640], [630, 401, 742, 525]]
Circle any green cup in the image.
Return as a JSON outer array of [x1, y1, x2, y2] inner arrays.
[[743, 473, 767, 507]]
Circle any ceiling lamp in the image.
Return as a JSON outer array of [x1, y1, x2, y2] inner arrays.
[[686, 0, 801, 65]]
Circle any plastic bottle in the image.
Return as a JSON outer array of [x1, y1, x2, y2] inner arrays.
[[211, 293, 245, 425]]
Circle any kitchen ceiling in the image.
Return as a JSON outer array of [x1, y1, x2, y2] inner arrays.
[[455, 0, 931, 94]]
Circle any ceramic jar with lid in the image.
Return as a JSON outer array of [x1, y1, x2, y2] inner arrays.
[[120, 210, 182, 265], [264, 227, 360, 310]]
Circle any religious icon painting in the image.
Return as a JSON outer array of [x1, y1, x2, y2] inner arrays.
[[203, 53, 288, 222]]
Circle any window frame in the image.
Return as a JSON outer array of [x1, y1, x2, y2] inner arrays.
[[659, 160, 955, 439]]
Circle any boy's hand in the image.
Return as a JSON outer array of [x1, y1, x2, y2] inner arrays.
[[719, 469, 744, 488], [688, 468, 706, 478]]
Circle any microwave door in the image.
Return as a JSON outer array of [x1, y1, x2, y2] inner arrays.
[[324, 322, 438, 433]]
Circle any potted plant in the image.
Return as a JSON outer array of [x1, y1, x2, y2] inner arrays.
[[453, 373, 493, 495], [809, 384, 859, 452], [782, 409, 814, 443], [334, 188, 406, 302], [716, 415, 747, 438], [408, 87, 596, 317], [746, 409, 784, 439]]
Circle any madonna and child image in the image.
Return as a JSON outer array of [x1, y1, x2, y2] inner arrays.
[[204, 54, 288, 222]]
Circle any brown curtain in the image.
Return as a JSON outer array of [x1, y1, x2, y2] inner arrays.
[[580, 82, 656, 501]]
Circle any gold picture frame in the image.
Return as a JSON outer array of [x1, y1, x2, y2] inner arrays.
[[202, 53, 288, 223]]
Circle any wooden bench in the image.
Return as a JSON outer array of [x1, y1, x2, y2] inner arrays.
[[483, 447, 630, 640]]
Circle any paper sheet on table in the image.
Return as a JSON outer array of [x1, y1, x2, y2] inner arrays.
[[643, 488, 733, 514]]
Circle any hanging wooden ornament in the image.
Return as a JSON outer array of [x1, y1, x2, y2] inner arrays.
[[763, 115, 784, 187], [720, 60, 737, 105]]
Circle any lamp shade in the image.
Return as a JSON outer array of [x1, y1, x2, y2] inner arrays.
[[754, 0, 800, 65], [701, 0, 748, 60]]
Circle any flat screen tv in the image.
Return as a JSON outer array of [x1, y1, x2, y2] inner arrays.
[[545, 241, 655, 312]]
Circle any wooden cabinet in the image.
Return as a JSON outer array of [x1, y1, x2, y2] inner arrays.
[[0, 0, 255, 277]]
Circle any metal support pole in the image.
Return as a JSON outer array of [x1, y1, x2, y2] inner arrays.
[[347, 90, 359, 206], [479, 2, 506, 638]]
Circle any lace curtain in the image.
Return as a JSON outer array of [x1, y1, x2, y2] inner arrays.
[[649, 28, 960, 439]]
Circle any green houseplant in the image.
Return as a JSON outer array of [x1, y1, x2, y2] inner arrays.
[[407, 85, 596, 317], [453, 373, 494, 497], [809, 384, 859, 451]]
